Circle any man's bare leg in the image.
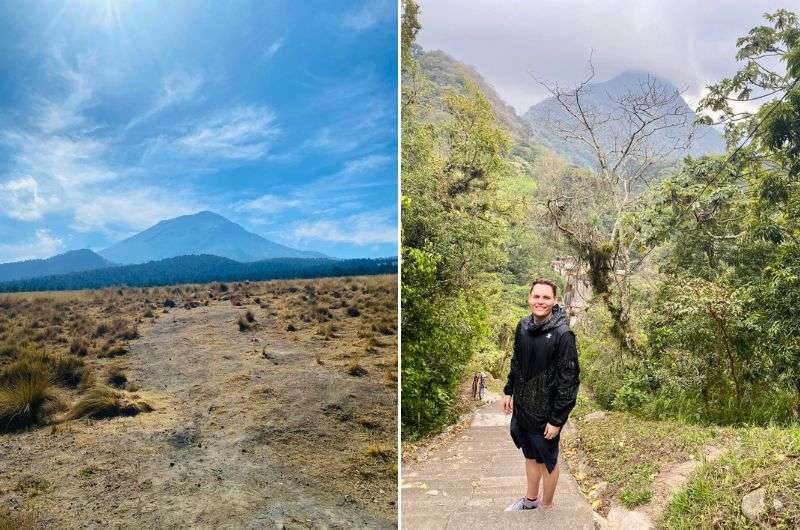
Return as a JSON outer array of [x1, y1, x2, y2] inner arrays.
[[541, 458, 560, 507], [524, 458, 542, 501]]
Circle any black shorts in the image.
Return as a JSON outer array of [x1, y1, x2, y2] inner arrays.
[[510, 428, 560, 473]]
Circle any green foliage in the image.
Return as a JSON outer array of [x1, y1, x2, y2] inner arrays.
[[573, 11, 800, 425], [401, 1, 548, 439]]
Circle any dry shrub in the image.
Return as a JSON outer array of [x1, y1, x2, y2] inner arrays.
[[348, 363, 368, 377], [0, 367, 60, 432], [245, 310, 256, 323], [69, 338, 89, 357], [106, 365, 127, 389], [97, 340, 127, 358], [65, 386, 152, 420], [1, 351, 86, 388]]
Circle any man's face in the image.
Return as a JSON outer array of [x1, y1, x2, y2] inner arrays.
[[528, 283, 555, 318]]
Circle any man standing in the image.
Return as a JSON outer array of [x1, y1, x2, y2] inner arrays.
[[502, 278, 580, 511]]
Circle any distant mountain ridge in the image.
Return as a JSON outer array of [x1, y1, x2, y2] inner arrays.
[[415, 46, 535, 147], [99, 211, 326, 265], [0, 249, 112, 282], [0, 254, 397, 293], [523, 69, 726, 166], [416, 46, 725, 167]]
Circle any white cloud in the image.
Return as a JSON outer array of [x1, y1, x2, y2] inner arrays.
[[0, 229, 64, 262], [36, 51, 96, 134], [305, 128, 360, 153], [238, 193, 302, 215], [262, 38, 285, 60], [304, 93, 392, 155], [70, 186, 203, 234], [0, 177, 56, 221], [342, 1, 393, 31], [126, 72, 204, 130], [340, 154, 393, 175], [417, 0, 789, 113], [293, 210, 396, 245], [173, 105, 280, 161]]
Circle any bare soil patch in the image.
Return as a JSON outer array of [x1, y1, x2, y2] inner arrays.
[[0, 275, 397, 528]]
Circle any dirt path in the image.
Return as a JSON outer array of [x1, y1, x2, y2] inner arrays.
[[0, 302, 395, 529], [401, 396, 594, 529]]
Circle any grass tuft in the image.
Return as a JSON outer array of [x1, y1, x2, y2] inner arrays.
[[65, 386, 152, 420]]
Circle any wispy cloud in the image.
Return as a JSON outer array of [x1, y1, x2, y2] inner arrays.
[[341, 1, 393, 31], [35, 50, 96, 134], [0, 229, 64, 262], [303, 97, 392, 155], [292, 209, 396, 245], [1, 49, 206, 237], [262, 37, 285, 60], [238, 193, 302, 215], [70, 185, 203, 235], [170, 105, 280, 161], [340, 154, 393, 175], [236, 153, 393, 219], [126, 72, 204, 130]]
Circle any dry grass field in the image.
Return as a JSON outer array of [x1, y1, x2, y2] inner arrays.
[[0, 274, 397, 529]]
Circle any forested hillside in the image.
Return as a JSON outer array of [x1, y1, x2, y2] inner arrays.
[[0, 255, 396, 293], [402, 2, 799, 526]]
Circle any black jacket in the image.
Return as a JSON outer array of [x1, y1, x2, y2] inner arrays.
[[504, 305, 580, 433]]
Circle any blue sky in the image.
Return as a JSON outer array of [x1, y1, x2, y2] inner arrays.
[[0, 0, 397, 261]]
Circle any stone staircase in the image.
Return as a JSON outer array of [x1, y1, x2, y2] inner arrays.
[[401, 397, 595, 529]]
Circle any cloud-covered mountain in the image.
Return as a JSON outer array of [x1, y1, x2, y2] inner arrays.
[[523, 69, 725, 167], [99, 211, 327, 265], [415, 46, 535, 146], [0, 249, 112, 282]]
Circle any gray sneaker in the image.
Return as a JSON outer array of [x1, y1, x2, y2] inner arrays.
[[504, 496, 540, 511]]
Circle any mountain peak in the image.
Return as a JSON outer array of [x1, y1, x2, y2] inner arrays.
[[99, 212, 326, 264], [0, 249, 111, 282]]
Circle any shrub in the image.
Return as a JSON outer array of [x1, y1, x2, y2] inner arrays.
[[93, 323, 110, 338], [348, 363, 368, 377], [0, 368, 58, 432], [346, 306, 361, 317], [65, 386, 152, 420], [245, 310, 256, 323], [69, 338, 89, 357], [97, 341, 127, 358], [106, 366, 127, 389], [1, 352, 86, 388], [237, 317, 251, 332]]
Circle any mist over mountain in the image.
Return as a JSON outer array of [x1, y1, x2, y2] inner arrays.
[[99, 211, 326, 265], [415, 46, 534, 146], [415, 46, 724, 167], [523, 69, 725, 166], [0, 249, 112, 282]]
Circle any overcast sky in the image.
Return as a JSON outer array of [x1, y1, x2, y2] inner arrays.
[[417, 0, 800, 113]]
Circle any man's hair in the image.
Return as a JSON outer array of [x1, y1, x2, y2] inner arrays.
[[529, 278, 557, 298]]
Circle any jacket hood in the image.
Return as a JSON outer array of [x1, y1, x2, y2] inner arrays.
[[522, 304, 569, 333]]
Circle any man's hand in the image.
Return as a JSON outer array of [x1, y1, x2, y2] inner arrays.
[[502, 395, 512, 415], [543, 423, 561, 439]]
